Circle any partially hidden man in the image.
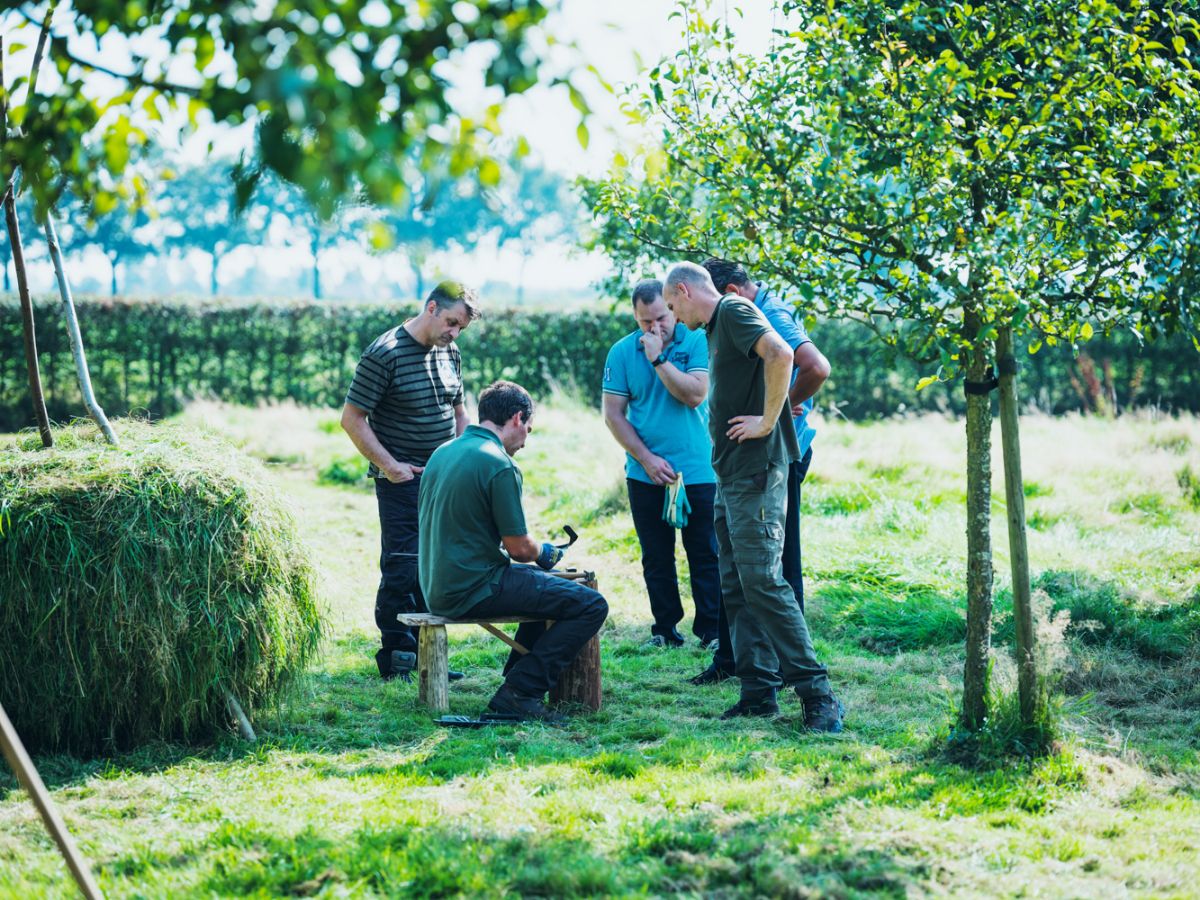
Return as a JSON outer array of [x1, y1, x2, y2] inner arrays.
[[602, 279, 721, 649], [663, 262, 844, 731], [341, 282, 479, 681], [692, 258, 831, 685], [418, 381, 609, 723]]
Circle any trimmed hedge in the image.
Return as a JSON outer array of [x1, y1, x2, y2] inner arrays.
[[0, 420, 322, 752], [2, 294, 1197, 431]]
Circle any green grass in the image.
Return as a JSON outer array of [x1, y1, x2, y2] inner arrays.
[[1, 403, 1198, 897]]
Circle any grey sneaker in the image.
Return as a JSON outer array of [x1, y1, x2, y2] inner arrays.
[[802, 693, 845, 733], [376, 649, 416, 682]]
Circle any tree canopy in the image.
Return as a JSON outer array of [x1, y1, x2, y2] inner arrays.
[[588, 0, 1200, 370], [2, 0, 574, 218]]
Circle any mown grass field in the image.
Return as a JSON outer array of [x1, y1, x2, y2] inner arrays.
[[2, 399, 1199, 898]]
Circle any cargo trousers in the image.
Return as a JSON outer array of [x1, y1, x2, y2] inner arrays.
[[714, 463, 832, 701]]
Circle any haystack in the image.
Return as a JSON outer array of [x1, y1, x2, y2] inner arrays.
[[0, 420, 322, 753]]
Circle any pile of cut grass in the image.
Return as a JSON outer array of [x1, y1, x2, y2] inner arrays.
[[0, 420, 322, 753]]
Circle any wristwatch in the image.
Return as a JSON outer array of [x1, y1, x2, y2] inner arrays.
[[651, 353, 667, 368]]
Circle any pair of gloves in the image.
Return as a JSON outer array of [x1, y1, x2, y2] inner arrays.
[[662, 474, 691, 529]]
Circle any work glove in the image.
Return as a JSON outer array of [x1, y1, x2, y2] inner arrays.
[[536, 542, 564, 571], [662, 474, 691, 529]]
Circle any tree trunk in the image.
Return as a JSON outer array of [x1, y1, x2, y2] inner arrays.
[[6, 190, 53, 447], [109, 252, 119, 296], [211, 249, 220, 296], [960, 314, 994, 730], [45, 215, 118, 445], [996, 326, 1038, 727]]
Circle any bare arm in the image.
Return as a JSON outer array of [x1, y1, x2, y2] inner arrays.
[[340, 402, 422, 483], [501, 534, 540, 563], [454, 402, 469, 437], [602, 393, 677, 485], [726, 331, 794, 443], [788, 342, 831, 413], [654, 363, 708, 408]]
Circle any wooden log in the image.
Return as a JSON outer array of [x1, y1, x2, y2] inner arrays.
[[417, 625, 449, 712], [550, 632, 602, 711], [549, 572, 602, 711]]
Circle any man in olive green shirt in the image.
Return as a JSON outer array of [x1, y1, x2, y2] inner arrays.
[[663, 262, 843, 732], [418, 380, 608, 722]]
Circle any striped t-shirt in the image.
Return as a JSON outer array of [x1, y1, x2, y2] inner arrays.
[[345, 325, 464, 475]]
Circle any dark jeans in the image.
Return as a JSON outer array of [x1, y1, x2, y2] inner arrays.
[[713, 448, 812, 670], [468, 565, 609, 697], [375, 476, 426, 654], [627, 479, 721, 642]]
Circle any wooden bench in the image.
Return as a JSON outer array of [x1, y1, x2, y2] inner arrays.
[[397, 569, 602, 713]]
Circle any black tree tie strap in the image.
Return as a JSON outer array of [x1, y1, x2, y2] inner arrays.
[[963, 369, 999, 395]]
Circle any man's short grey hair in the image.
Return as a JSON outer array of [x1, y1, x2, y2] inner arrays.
[[427, 281, 481, 321], [663, 262, 716, 295]]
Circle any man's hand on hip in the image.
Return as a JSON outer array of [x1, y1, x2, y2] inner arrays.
[[641, 454, 677, 486], [726, 415, 773, 443], [382, 461, 424, 483]]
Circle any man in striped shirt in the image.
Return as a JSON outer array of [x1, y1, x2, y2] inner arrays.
[[341, 282, 481, 680]]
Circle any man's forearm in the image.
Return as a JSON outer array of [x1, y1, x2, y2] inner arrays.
[[342, 409, 400, 473], [788, 344, 831, 406], [654, 364, 706, 408], [603, 404, 655, 466], [762, 350, 793, 429]]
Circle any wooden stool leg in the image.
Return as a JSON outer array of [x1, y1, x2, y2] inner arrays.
[[550, 632, 602, 711], [418, 625, 449, 712]]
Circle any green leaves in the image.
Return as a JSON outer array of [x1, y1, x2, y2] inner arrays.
[[2, 0, 574, 222], [584, 0, 1200, 372]]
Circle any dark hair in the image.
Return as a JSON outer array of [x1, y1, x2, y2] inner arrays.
[[427, 281, 481, 321], [478, 380, 533, 426], [701, 258, 752, 293], [631, 279, 663, 309]]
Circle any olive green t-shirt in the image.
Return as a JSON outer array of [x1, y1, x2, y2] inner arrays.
[[417, 425, 528, 618], [705, 295, 801, 482]]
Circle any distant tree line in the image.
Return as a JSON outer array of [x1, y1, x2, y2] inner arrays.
[[0, 155, 580, 302]]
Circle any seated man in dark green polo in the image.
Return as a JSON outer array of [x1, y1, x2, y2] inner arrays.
[[417, 380, 609, 723]]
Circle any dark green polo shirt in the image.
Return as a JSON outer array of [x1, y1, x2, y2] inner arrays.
[[418, 425, 528, 618], [705, 295, 801, 482]]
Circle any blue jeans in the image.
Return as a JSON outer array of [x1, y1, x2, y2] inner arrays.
[[627, 479, 721, 643], [374, 476, 426, 654], [714, 448, 812, 670], [468, 565, 608, 697]]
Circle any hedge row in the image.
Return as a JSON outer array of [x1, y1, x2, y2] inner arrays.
[[1, 295, 1197, 431]]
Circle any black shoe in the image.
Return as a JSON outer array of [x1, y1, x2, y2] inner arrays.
[[699, 636, 721, 652], [689, 662, 735, 686], [376, 649, 416, 682], [449, 670, 465, 682], [719, 694, 779, 719], [487, 684, 567, 724], [802, 693, 845, 733], [645, 634, 684, 649]]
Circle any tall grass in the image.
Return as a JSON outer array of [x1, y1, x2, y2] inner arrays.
[[0, 420, 322, 753]]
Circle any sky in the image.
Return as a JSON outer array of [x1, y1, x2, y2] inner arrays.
[[3, 1, 782, 303]]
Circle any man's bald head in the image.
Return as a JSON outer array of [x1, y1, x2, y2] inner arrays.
[[662, 261, 722, 330]]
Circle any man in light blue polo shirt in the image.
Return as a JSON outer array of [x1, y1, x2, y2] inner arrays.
[[693, 258, 831, 684], [602, 279, 721, 648]]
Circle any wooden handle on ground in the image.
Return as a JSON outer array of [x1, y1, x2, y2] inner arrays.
[[0, 701, 104, 899]]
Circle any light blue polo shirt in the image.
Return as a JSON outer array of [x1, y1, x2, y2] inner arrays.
[[602, 322, 716, 485], [754, 283, 818, 459]]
